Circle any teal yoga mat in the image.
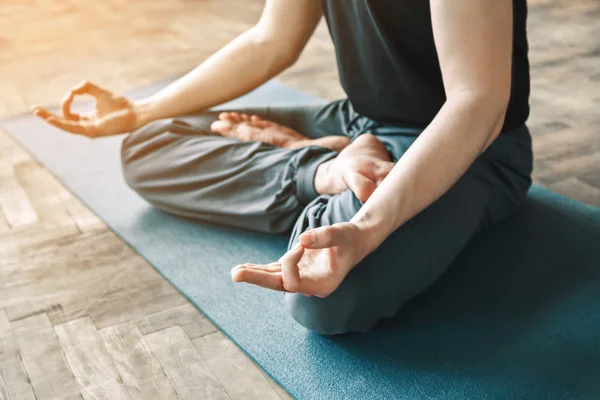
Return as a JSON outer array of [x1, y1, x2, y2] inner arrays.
[[3, 81, 600, 400]]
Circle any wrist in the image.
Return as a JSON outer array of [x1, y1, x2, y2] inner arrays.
[[132, 99, 156, 129], [350, 209, 392, 255]]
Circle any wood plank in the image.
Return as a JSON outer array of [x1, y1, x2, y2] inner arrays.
[[1, 229, 127, 265], [12, 160, 75, 229], [54, 317, 124, 396], [144, 326, 230, 400], [87, 257, 186, 329], [27, 165, 105, 233], [580, 168, 600, 190], [0, 224, 80, 256], [11, 313, 81, 400], [0, 240, 138, 324], [81, 381, 131, 400], [0, 130, 102, 232], [136, 303, 216, 338], [100, 322, 177, 400], [0, 166, 38, 229], [0, 131, 30, 167], [0, 210, 9, 234], [0, 235, 184, 328], [259, 369, 295, 400], [532, 127, 600, 161], [57, 193, 106, 233], [549, 151, 600, 178], [182, 318, 218, 340], [0, 309, 36, 400], [193, 332, 281, 400], [0, 351, 36, 400], [0, 309, 17, 354]]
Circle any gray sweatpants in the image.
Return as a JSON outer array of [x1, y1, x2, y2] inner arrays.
[[121, 99, 533, 335]]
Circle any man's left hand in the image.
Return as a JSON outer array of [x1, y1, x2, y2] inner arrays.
[[231, 222, 369, 297]]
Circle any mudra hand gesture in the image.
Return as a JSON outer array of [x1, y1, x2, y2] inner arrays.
[[32, 81, 139, 137]]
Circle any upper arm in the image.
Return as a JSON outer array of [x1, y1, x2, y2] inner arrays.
[[253, 0, 323, 62], [431, 0, 513, 106]]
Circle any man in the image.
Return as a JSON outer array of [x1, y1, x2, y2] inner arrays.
[[32, 0, 533, 334]]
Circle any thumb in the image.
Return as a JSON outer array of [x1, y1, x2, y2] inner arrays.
[[344, 171, 376, 203], [280, 243, 304, 292], [299, 223, 356, 249]]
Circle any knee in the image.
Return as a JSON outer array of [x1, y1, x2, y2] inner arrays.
[[120, 120, 173, 194], [120, 134, 144, 194], [284, 292, 376, 335]]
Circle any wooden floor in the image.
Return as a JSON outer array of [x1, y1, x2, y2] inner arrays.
[[0, 0, 598, 399]]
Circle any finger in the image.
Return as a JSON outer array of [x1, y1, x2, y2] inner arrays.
[[62, 81, 110, 119], [61, 91, 79, 120], [280, 244, 304, 292], [345, 171, 377, 203], [46, 116, 94, 136], [69, 80, 111, 98], [78, 113, 92, 122], [375, 161, 395, 184], [301, 222, 360, 250], [32, 106, 59, 120], [231, 267, 283, 291], [299, 225, 347, 249], [34, 106, 93, 135], [232, 263, 282, 273]]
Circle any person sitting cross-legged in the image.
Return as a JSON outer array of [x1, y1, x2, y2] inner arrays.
[[32, 0, 533, 334]]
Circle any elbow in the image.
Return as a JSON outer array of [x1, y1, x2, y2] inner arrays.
[[486, 91, 510, 140], [277, 50, 300, 70], [453, 87, 509, 116], [483, 86, 510, 118], [480, 91, 509, 141], [488, 90, 510, 122], [449, 87, 510, 139]]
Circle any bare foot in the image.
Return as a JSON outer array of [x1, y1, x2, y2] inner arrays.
[[210, 112, 350, 151], [314, 134, 394, 203]]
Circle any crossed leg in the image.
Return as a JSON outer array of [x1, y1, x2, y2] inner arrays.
[[121, 101, 532, 335], [120, 101, 389, 233]]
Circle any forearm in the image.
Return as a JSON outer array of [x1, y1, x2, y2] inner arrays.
[[134, 27, 296, 126], [350, 94, 507, 253]]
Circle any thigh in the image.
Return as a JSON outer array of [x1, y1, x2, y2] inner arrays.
[[121, 118, 335, 233], [175, 99, 355, 140]]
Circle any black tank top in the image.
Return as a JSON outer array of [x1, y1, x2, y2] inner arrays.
[[321, 0, 530, 132]]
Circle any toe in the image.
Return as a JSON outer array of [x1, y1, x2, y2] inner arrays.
[[218, 112, 232, 121], [240, 113, 252, 122], [251, 114, 262, 122], [210, 119, 234, 135], [229, 112, 242, 122], [255, 120, 272, 129]]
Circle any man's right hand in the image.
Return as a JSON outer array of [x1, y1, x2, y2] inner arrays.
[[314, 133, 395, 203], [32, 81, 141, 137]]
